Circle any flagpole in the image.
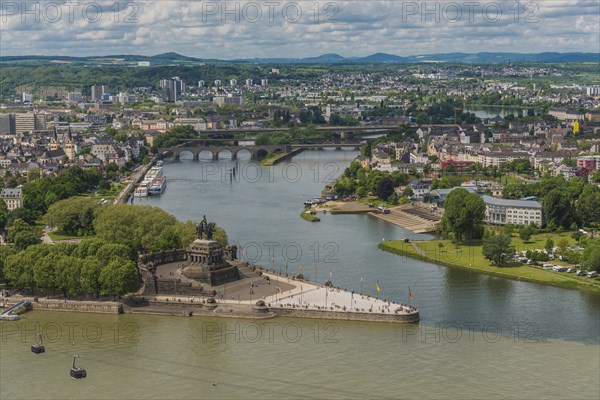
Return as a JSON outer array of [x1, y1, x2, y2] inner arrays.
[[360, 276, 363, 293]]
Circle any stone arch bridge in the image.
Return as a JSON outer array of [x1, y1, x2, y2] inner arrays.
[[160, 144, 290, 161]]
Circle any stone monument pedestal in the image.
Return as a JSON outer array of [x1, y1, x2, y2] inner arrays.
[[182, 239, 240, 286]]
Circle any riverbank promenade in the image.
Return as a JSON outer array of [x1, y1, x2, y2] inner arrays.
[[257, 271, 417, 316], [149, 262, 417, 318]]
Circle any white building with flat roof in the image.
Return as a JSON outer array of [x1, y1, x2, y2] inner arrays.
[[482, 195, 542, 226]]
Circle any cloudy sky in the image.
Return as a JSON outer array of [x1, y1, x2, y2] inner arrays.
[[1, 1, 598, 57]]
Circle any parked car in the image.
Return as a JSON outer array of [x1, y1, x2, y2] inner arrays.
[[566, 268, 575, 273], [587, 271, 598, 278], [575, 270, 586, 276]]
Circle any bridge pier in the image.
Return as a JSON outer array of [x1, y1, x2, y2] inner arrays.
[[174, 153, 180, 161], [192, 152, 199, 161], [212, 153, 218, 161]]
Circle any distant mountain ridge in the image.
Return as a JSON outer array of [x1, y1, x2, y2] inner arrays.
[[1, 52, 598, 64]]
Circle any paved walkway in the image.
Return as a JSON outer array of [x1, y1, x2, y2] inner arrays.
[[260, 271, 416, 315], [145, 267, 417, 316]]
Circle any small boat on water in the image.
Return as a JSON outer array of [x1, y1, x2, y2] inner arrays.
[[143, 166, 163, 184], [134, 184, 149, 197], [148, 176, 167, 195]]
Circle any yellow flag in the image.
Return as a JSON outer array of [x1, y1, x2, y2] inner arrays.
[[376, 280, 381, 293], [299, 263, 303, 272]]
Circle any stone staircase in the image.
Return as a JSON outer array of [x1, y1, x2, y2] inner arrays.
[[371, 205, 439, 233]]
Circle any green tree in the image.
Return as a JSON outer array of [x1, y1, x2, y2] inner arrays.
[[55, 255, 83, 297], [440, 189, 486, 243], [576, 186, 600, 227], [543, 189, 574, 229], [7, 207, 36, 226], [556, 238, 569, 255], [7, 219, 41, 250], [482, 234, 515, 267], [0, 247, 15, 283], [44, 197, 100, 235], [376, 176, 395, 201], [582, 246, 600, 273], [255, 133, 271, 145], [99, 259, 140, 297], [545, 238, 555, 254], [0, 200, 8, 233], [81, 257, 104, 298], [519, 226, 532, 242], [156, 228, 183, 250]]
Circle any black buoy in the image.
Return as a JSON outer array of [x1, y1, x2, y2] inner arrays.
[[70, 354, 86, 379], [31, 332, 45, 354]]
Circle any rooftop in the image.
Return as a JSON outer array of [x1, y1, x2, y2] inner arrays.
[[482, 195, 542, 209]]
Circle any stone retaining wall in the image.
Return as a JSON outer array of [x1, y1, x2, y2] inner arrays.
[[271, 307, 419, 323], [138, 250, 187, 273], [14, 298, 122, 314]]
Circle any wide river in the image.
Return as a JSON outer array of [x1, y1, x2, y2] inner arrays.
[[1, 150, 599, 399]]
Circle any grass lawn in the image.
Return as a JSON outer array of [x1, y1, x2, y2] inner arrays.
[[47, 231, 87, 241], [300, 209, 321, 222], [260, 152, 285, 166], [96, 183, 126, 200], [380, 232, 599, 292]]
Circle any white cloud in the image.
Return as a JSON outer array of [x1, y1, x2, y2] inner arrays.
[[0, 0, 597, 57]]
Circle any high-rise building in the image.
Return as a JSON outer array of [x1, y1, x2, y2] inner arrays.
[[198, 80, 205, 88], [230, 79, 237, 87], [67, 92, 84, 103], [160, 79, 179, 102], [22, 93, 33, 103], [91, 85, 109, 101], [245, 79, 253, 86], [173, 76, 186, 94], [15, 112, 47, 134], [261, 79, 269, 86], [587, 86, 600, 96], [214, 80, 222, 87], [160, 77, 185, 102], [0, 114, 16, 134]]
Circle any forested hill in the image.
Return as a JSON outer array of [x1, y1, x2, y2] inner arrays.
[[0, 64, 272, 95]]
